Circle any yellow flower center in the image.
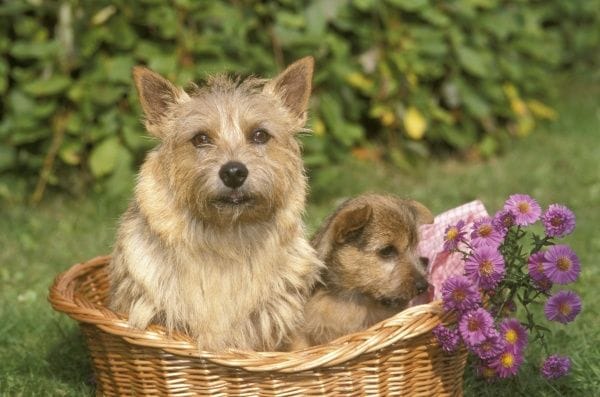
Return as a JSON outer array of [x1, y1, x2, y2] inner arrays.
[[505, 329, 517, 344], [557, 256, 572, 271], [501, 352, 515, 368], [480, 260, 494, 276], [559, 303, 572, 316], [518, 202, 530, 214], [479, 224, 492, 237], [446, 227, 458, 241]]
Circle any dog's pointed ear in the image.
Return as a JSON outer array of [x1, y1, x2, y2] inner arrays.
[[408, 200, 434, 225], [333, 203, 373, 244], [264, 56, 314, 124], [133, 66, 187, 134]]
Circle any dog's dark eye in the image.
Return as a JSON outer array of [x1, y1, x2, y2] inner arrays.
[[191, 132, 212, 147], [377, 245, 398, 259], [250, 128, 271, 144]]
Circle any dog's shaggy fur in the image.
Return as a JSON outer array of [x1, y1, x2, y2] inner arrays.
[[290, 194, 433, 349], [109, 58, 322, 351]]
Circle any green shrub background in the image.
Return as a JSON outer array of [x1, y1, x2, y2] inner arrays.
[[0, 0, 598, 201]]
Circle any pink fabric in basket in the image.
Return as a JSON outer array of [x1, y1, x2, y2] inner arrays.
[[409, 200, 489, 306]]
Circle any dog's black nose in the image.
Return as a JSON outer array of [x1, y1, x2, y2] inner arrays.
[[415, 279, 429, 295], [219, 161, 248, 188]]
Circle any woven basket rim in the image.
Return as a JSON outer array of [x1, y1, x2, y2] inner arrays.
[[48, 255, 449, 373]]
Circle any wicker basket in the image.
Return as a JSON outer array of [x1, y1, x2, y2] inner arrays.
[[48, 256, 467, 396]]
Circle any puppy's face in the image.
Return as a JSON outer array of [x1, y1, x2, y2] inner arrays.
[[132, 58, 314, 225], [319, 195, 433, 308]]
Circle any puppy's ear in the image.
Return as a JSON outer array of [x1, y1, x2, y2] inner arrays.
[[408, 200, 434, 225], [332, 204, 373, 244], [133, 66, 188, 135], [264, 56, 314, 124]]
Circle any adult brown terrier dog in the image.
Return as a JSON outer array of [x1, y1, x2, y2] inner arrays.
[[109, 57, 322, 351], [291, 194, 434, 348]]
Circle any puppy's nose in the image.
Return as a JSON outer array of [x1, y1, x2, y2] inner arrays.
[[219, 161, 248, 189], [415, 278, 429, 295]]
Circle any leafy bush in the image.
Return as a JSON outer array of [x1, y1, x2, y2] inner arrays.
[[0, 0, 598, 201]]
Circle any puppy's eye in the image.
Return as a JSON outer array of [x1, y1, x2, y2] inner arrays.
[[250, 128, 271, 144], [191, 132, 212, 147], [377, 245, 398, 259]]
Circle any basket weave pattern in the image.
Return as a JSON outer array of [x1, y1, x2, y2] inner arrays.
[[49, 256, 467, 396]]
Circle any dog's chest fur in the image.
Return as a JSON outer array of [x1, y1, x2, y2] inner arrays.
[[109, 171, 319, 351], [301, 287, 397, 346]]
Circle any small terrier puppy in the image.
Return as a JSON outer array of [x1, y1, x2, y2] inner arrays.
[[291, 194, 434, 348], [109, 57, 322, 351]]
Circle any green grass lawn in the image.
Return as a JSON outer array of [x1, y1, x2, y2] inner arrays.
[[1, 72, 599, 396]]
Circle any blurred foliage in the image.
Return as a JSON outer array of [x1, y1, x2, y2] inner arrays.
[[0, 0, 598, 201]]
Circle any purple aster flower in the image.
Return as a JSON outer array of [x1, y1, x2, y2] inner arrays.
[[432, 324, 461, 353], [443, 220, 467, 252], [498, 318, 528, 353], [473, 330, 505, 360], [528, 252, 553, 292], [492, 209, 515, 236], [492, 347, 524, 378], [464, 246, 506, 290], [542, 204, 576, 238], [544, 290, 582, 324], [441, 275, 481, 313], [541, 355, 571, 380], [459, 308, 495, 348], [470, 217, 504, 248], [543, 245, 581, 284], [504, 194, 542, 226]]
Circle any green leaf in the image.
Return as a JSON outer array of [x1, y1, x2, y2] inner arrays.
[[438, 123, 477, 150], [305, 0, 348, 35], [146, 6, 178, 39], [89, 137, 124, 177], [8, 90, 35, 115], [481, 10, 518, 40], [10, 40, 59, 59], [276, 11, 306, 29], [134, 41, 166, 61], [103, 56, 135, 84], [31, 101, 57, 120], [148, 55, 178, 77], [455, 45, 493, 77], [90, 85, 126, 106], [23, 75, 71, 96], [0, 58, 7, 94], [0, 146, 16, 171], [386, 0, 429, 12], [420, 8, 451, 27], [105, 146, 134, 197], [352, 0, 377, 11], [122, 120, 155, 152], [457, 81, 491, 118]]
